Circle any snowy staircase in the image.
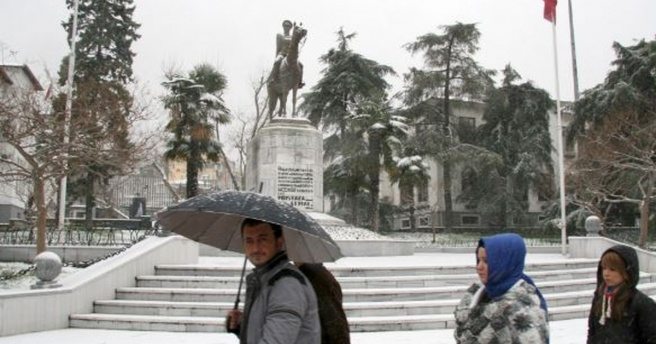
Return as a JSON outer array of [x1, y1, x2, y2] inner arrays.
[[69, 258, 656, 332]]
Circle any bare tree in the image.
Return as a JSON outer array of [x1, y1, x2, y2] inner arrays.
[[571, 110, 656, 247], [0, 89, 66, 253], [228, 72, 271, 189]]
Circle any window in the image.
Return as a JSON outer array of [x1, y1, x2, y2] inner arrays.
[[458, 116, 476, 128], [461, 215, 480, 225], [418, 216, 431, 228], [400, 184, 413, 205], [417, 183, 428, 203], [461, 168, 476, 194], [401, 219, 411, 229]]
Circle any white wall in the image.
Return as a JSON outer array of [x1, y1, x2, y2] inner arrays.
[[0, 235, 198, 337]]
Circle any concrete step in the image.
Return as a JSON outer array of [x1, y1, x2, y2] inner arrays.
[[154, 259, 599, 277], [68, 257, 655, 333], [69, 313, 223, 332], [69, 303, 603, 333], [93, 299, 460, 318], [138, 267, 624, 289], [118, 277, 629, 303]]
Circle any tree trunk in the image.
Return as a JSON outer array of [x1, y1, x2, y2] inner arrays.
[[187, 145, 200, 198], [443, 161, 453, 230], [348, 190, 358, 225], [34, 174, 47, 254], [441, 35, 455, 231], [504, 177, 514, 227], [410, 191, 417, 231], [85, 172, 95, 230], [638, 198, 650, 248], [219, 147, 240, 190], [370, 172, 380, 232]]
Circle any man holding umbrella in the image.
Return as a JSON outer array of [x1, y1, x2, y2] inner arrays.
[[226, 218, 320, 343]]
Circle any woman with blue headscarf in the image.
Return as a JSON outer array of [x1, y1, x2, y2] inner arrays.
[[454, 233, 549, 343]]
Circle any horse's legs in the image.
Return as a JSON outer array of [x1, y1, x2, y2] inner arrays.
[[279, 91, 288, 117], [291, 86, 298, 118], [268, 92, 278, 121]]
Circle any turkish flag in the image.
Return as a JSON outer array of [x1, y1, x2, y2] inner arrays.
[[544, 0, 557, 22]]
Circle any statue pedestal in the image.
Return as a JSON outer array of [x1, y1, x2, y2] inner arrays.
[[245, 118, 324, 212]]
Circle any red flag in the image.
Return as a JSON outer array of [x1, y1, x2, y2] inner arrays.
[[544, 0, 557, 22]]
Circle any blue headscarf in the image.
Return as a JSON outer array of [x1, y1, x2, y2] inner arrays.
[[477, 233, 548, 313]]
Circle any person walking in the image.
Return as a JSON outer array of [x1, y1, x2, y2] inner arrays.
[[454, 233, 549, 343], [296, 262, 351, 344], [587, 245, 656, 343], [226, 218, 320, 344]]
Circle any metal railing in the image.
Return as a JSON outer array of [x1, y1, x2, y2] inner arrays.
[[0, 218, 158, 246]]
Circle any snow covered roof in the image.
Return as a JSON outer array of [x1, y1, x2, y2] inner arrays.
[[0, 64, 43, 91]]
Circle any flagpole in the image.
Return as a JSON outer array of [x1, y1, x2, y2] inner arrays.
[[551, 22, 568, 255], [567, 0, 581, 101], [58, 0, 79, 230]]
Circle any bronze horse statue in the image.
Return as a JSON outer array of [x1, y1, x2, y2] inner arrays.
[[267, 24, 307, 119]]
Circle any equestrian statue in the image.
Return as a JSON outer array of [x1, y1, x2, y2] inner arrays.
[[267, 20, 306, 119]]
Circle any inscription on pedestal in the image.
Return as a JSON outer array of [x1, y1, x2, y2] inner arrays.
[[277, 166, 314, 210]]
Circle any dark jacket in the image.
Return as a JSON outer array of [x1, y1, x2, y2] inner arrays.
[[298, 263, 351, 344], [240, 251, 320, 344], [587, 245, 656, 344], [454, 233, 549, 344]]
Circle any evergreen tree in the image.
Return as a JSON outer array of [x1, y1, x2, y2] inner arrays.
[[162, 63, 230, 198], [301, 28, 394, 226], [470, 65, 554, 227], [57, 0, 141, 225], [302, 28, 394, 132], [404, 22, 494, 230]]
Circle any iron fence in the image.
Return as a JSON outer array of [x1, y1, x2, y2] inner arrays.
[[0, 218, 158, 246]]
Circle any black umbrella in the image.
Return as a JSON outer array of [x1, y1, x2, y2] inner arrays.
[[155, 190, 343, 264]]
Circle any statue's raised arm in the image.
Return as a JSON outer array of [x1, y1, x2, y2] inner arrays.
[[267, 20, 306, 119]]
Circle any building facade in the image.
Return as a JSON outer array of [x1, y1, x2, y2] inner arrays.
[[378, 100, 574, 231], [0, 64, 43, 222]]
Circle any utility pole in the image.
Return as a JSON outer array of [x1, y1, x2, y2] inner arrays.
[[58, 0, 80, 230]]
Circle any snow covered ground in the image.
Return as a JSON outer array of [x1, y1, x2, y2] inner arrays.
[[0, 318, 587, 344]]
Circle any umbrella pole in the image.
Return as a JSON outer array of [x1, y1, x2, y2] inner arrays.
[[233, 255, 248, 309]]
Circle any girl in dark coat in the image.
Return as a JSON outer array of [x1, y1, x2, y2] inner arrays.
[[587, 245, 656, 343]]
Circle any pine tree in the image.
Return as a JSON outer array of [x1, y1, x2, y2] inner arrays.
[[301, 28, 395, 228], [471, 65, 554, 227], [404, 22, 494, 230], [57, 0, 141, 225]]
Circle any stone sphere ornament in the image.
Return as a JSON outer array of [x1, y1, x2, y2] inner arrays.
[[585, 215, 602, 236], [31, 251, 63, 289]]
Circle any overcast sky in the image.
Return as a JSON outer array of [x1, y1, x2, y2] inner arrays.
[[1, 0, 655, 123]]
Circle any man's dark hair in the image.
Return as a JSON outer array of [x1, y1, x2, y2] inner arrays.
[[241, 218, 283, 238]]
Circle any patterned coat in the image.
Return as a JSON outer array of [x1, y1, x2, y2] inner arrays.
[[454, 280, 549, 344]]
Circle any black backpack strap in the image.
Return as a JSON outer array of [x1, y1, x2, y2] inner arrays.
[[268, 268, 307, 286]]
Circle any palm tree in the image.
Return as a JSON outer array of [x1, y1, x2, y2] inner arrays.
[[388, 138, 431, 231], [162, 63, 230, 198], [348, 97, 409, 231]]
